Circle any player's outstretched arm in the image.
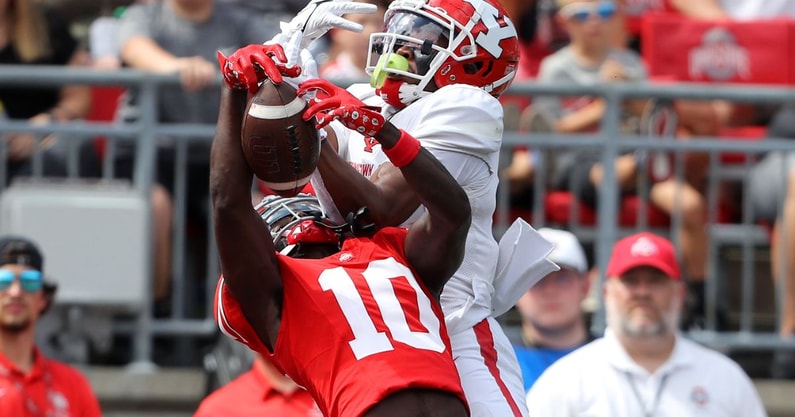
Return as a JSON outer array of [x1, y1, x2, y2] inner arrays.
[[299, 79, 470, 295], [210, 85, 283, 351], [298, 79, 422, 227], [375, 124, 471, 296]]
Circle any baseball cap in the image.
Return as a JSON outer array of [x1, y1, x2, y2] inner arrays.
[[538, 228, 588, 274], [0, 236, 43, 271], [0, 236, 57, 294], [605, 232, 681, 280]]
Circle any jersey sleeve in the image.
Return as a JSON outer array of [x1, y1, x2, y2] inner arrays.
[[410, 85, 503, 166], [213, 276, 271, 355]]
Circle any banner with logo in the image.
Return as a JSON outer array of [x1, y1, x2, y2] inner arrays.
[[642, 13, 795, 85]]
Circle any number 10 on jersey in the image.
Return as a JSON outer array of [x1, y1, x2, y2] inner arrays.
[[318, 258, 447, 360]]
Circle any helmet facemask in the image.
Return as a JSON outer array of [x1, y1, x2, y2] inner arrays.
[[367, 10, 463, 107], [255, 195, 342, 257]]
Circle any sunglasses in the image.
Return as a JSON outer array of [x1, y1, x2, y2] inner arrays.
[[0, 269, 43, 293], [559, 1, 617, 22]]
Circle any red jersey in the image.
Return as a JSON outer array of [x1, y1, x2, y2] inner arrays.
[[0, 348, 102, 417], [215, 227, 466, 417]]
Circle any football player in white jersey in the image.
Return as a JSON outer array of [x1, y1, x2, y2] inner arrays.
[[217, 1, 553, 415]]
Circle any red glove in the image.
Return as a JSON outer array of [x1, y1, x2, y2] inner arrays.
[[217, 44, 302, 92], [298, 79, 385, 137]]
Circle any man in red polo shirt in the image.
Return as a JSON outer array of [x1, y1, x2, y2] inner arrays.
[[0, 236, 102, 417], [194, 354, 321, 417]]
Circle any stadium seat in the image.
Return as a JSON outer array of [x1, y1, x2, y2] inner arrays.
[[86, 86, 125, 159], [544, 191, 670, 227]]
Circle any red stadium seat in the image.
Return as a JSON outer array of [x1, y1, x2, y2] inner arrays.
[[544, 191, 670, 227], [86, 86, 125, 159]]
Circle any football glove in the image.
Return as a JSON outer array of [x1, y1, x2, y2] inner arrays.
[[298, 79, 385, 138], [284, 0, 378, 51], [217, 44, 301, 92]]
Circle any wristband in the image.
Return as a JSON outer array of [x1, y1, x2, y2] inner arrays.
[[382, 129, 421, 168]]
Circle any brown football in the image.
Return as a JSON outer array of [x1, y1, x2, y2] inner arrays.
[[241, 80, 320, 197]]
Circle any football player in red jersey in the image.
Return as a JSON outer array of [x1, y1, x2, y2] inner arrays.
[[210, 77, 472, 417], [217, 1, 545, 416]]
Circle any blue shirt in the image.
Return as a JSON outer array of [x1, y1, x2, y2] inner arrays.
[[513, 344, 582, 392]]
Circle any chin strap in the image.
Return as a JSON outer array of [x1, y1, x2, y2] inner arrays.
[[376, 78, 429, 108], [481, 70, 517, 96]]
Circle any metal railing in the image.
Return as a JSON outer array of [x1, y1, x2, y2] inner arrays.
[[1, 65, 795, 368]]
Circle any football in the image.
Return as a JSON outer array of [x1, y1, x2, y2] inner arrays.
[[241, 79, 320, 197]]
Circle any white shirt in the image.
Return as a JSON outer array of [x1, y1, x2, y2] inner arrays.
[[719, 0, 795, 19], [312, 83, 504, 334], [526, 329, 768, 417]]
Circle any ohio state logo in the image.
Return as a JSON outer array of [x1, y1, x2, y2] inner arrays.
[[689, 27, 750, 81], [630, 237, 660, 258]]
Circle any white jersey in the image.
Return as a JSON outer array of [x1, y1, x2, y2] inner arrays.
[[312, 83, 504, 335], [526, 329, 768, 417]]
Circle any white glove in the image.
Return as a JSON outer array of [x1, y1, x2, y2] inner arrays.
[[285, 0, 378, 50], [270, 26, 320, 90]]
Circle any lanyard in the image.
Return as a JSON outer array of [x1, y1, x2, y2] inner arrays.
[[624, 372, 669, 417], [6, 362, 56, 417]]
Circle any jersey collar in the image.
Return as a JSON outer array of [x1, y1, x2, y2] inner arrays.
[[602, 327, 694, 376], [0, 347, 47, 381]]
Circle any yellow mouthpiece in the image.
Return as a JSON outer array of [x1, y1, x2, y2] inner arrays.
[[370, 53, 409, 88]]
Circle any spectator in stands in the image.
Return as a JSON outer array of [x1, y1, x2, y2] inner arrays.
[[534, 0, 712, 328], [526, 232, 768, 417], [749, 104, 795, 379], [319, 0, 389, 81], [513, 228, 594, 392], [194, 354, 320, 417], [0, 0, 93, 184], [0, 236, 102, 416], [115, 0, 277, 315]]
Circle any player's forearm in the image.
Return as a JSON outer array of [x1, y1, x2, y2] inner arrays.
[[316, 139, 420, 226], [378, 124, 471, 231], [381, 124, 470, 294], [210, 87, 254, 209], [210, 86, 283, 350]]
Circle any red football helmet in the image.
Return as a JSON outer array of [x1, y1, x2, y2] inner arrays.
[[366, 0, 520, 106], [255, 194, 341, 256]]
